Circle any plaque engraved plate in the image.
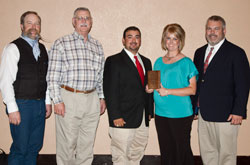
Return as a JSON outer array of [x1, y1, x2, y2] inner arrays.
[[147, 71, 160, 89]]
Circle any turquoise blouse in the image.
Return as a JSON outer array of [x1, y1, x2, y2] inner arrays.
[[153, 57, 198, 118]]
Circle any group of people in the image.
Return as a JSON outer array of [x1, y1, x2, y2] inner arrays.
[[0, 6, 249, 165]]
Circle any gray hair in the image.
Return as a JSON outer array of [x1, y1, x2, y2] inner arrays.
[[206, 15, 226, 29], [73, 7, 91, 18]]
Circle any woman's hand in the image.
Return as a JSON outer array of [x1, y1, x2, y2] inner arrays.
[[156, 84, 169, 96]]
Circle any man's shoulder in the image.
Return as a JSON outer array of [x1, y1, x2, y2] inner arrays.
[[38, 40, 46, 47], [11, 37, 21, 42], [11, 37, 25, 45], [88, 35, 103, 46], [193, 44, 208, 60], [106, 51, 123, 60], [9, 38, 28, 51], [3, 42, 19, 53], [50, 33, 75, 48], [139, 54, 151, 62], [224, 40, 245, 52], [106, 51, 129, 64], [55, 33, 74, 42], [196, 44, 207, 52]]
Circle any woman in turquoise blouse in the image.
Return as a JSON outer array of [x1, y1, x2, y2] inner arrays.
[[146, 24, 198, 165]]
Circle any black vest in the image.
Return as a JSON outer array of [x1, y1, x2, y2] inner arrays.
[[12, 38, 48, 99]]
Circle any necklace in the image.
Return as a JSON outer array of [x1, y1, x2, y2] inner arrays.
[[165, 53, 179, 61]]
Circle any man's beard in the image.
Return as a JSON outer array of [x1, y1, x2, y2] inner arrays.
[[129, 42, 140, 51], [23, 29, 41, 39], [206, 33, 225, 46]]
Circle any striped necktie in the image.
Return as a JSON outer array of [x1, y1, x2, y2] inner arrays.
[[203, 47, 214, 73]]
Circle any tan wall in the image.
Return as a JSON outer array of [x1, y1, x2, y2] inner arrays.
[[0, 0, 250, 155]]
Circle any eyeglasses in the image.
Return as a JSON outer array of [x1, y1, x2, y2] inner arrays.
[[74, 16, 91, 21]]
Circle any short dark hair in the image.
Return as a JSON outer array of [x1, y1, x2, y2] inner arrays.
[[123, 26, 141, 39], [20, 11, 41, 25], [206, 15, 226, 29]]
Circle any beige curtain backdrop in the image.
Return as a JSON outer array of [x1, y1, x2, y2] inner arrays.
[[0, 0, 249, 155]]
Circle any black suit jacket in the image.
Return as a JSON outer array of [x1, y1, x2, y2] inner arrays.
[[192, 39, 250, 122], [103, 50, 154, 128]]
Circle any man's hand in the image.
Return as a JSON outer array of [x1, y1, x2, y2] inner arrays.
[[113, 118, 126, 127], [100, 99, 106, 115], [227, 114, 243, 125], [8, 111, 21, 125], [46, 104, 52, 119], [54, 102, 65, 117], [194, 115, 198, 120], [145, 84, 154, 93]]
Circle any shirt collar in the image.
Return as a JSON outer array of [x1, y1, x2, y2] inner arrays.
[[73, 31, 91, 42], [21, 35, 38, 47], [208, 38, 225, 51], [123, 48, 139, 59]]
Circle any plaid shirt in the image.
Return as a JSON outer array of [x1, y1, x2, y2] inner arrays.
[[47, 31, 105, 104]]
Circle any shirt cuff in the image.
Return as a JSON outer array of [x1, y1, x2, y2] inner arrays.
[[52, 96, 63, 105], [45, 89, 51, 104], [98, 93, 104, 99], [6, 101, 19, 113], [45, 95, 51, 105]]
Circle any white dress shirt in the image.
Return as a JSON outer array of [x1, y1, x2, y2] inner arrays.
[[204, 38, 225, 64], [0, 42, 51, 113], [123, 48, 145, 74]]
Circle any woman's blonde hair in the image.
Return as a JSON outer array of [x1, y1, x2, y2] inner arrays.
[[161, 23, 185, 52]]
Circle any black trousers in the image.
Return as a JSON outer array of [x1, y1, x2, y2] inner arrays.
[[155, 115, 194, 165]]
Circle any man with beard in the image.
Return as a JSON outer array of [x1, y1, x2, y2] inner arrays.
[[103, 26, 154, 165], [47, 7, 106, 165], [0, 11, 52, 165], [193, 15, 250, 165]]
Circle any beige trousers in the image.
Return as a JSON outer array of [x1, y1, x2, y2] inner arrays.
[[56, 89, 100, 165], [198, 112, 240, 165], [109, 112, 149, 165]]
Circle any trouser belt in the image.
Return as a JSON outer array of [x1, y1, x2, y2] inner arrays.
[[61, 85, 95, 94]]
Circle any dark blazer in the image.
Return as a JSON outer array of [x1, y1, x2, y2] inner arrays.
[[192, 39, 250, 122], [103, 49, 154, 128]]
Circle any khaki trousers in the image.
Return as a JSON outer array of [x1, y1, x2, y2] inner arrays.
[[198, 112, 240, 165], [56, 89, 100, 165], [109, 112, 149, 165]]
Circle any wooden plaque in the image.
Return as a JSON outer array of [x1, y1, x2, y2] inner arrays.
[[147, 71, 160, 89]]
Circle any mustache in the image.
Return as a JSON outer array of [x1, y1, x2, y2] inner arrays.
[[208, 34, 217, 37], [80, 23, 88, 27], [27, 28, 39, 33], [27, 29, 41, 38]]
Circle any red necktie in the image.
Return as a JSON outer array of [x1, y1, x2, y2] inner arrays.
[[134, 56, 144, 86], [203, 47, 214, 73]]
